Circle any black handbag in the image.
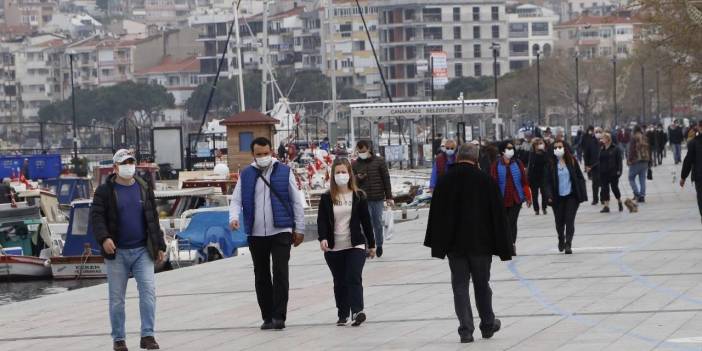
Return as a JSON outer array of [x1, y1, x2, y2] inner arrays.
[[647, 168, 653, 180]]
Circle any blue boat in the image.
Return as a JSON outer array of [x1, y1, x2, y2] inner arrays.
[[172, 208, 247, 265]]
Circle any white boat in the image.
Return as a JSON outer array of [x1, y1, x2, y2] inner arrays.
[[0, 203, 53, 281], [0, 254, 51, 281]]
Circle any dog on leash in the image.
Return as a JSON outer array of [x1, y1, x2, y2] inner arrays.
[[624, 198, 638, 213]]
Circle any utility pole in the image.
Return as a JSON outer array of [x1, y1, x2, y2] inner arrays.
[[640, 65, 645, 124], [536, 50, 542, 126], [326, 0, 338, 143], [260, 0, 269, 112], [612, 55, 617, 128], [69, 53, 78, 160], [575, 52, 580, 126]]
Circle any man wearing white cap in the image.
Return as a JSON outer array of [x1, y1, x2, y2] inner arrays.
[[90, 149, 166, 351]]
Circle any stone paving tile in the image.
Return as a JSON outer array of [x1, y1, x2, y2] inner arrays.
[[1, 156, 700, 350]]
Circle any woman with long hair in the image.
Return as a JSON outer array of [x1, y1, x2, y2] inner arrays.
[[490, 140, 532, 255], [317, 158, 376, 327], [527, 137, 549, 215], [599, 133, 623, 213], [543, 140, 588, 254]]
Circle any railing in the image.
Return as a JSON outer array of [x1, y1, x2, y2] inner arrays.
[[509, 31, 528, 38]]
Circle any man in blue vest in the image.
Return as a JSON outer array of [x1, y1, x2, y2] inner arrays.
[[229, 137, 306, 330]]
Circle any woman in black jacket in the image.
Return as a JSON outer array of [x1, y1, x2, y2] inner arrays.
[[318, 158, 376, 327], [544, 140, 588, 254], [527, 137, 549, 215], [599, 133, 624, 213]]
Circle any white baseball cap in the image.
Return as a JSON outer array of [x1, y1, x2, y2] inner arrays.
[[113, 149, 135, 164]]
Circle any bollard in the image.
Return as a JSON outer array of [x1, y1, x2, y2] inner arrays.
[[402, 208, 407, 220]]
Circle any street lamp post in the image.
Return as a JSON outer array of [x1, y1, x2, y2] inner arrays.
[[640, 65, 645, 124], [536, 49, 542, 126], [68, 54, 78, 160], [491, 42, 500, 99], [575, 52, 580, 126], [612, 55, 618, 128]]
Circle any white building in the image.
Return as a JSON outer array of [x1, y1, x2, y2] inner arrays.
[[554, 13, 644, 59], [44, 13, 103, 39], [376, 0, 510, 100], [506, 4, 559, 71]]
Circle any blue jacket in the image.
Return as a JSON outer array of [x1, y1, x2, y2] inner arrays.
[[496, 161, 525, 203], [429, 152, 455, 189], [240, 163, 294, 235]]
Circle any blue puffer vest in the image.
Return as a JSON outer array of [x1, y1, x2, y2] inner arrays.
[[240, 162, 294, 235], [497, 161, 525, 202]]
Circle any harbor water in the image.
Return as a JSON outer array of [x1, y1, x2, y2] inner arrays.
[[0, 279, 105, 306]]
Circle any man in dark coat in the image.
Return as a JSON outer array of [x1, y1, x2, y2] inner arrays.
[[424, 143, 512, 344], [669, 121, 684, 164], [681, 121, 702, 223]]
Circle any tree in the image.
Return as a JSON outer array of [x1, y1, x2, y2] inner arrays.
[[438, 77, 492, 100], [96, 0, 109, 12]]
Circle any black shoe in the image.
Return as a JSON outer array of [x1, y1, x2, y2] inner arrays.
[[542, 208, 547, 215], [558, 241, 565, 252], [114, 341, 128, 351], [351, 312, 366, 326], [260, 320, 274, 330], [618, 201, 624, 212], [460, 335, 475, 343], [512, 244, 517, 256], [600, 206, 610, 213], [140, 336, 159, 350], [565, 244, 573, 255], [591, 201, 598, 206], [535, 210, 540, 215], [272, 319, 285, 330], [481, 319, 501, 339], [637, 196, 645, 203], [336, 317, 348, 326], [376, 246, 383, 258]]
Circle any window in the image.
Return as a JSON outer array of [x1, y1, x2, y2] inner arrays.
[[473, 26, 481, 39], [453, 7, 460, 21], [405, 9, 416, 20], [407, 46, 417, 59], [599, 47, 612, 56], [455, 63, 463, 77], [407, 64, 417, 78], [454, 26, 461, 39], [454, 45, 462, 58], [600, 28, 612, 38], [340, 23, 352, 32], [423, 27, 443, 40], [532, 22, 549, 36], [492, 25, 499, 39], [509, 42, 528, 56], [474, 63, 482, 76], [474, 44, 481, 58], [509, 23, 528, 38], [510, 60, 527, 70], [473, 7, 480, 21], [423, 8, 442, 22], [617, 46, 629, 55], [407, 83, 417, 97], [491, 6, 499, 20], [239, 132, 253, 152]]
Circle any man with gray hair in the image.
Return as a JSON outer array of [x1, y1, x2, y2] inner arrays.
[[425, 143, 513, 344]]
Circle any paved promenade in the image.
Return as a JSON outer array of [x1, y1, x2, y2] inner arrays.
[[1, 156, 701, 350]]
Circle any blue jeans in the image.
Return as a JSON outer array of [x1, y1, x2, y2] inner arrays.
[[673, 143, 682, 163], [628, 161, 648, 198], [368, 201, 385, 248], [106, 246, 156, 342]]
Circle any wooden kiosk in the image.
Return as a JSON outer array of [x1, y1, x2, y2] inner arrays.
[[220, 110, 278, 172]]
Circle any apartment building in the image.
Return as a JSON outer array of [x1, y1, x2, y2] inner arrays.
[[3, 0, 58, 28], [506, 4, 559, 71], [292, 9, 321, 71], [0, 42, 19, 123], [554, 13, 643, 59], [144, 0, 192, 28], [376, 0, 510, 100]]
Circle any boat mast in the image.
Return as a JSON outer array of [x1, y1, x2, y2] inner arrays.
[[260, 0, 270, 112], [234, 0, 246, 111], [326, 0, 337, 144]]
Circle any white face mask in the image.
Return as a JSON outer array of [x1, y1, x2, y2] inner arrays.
[[504, 149, 514, 159], [358, 152, 370, 160], [334, 173, 350, 186], [554, 147, 565, 158], [255, 155, 273, 168], [537, 144, 545, 151], [595, 133, 602, 139], [445, 149, 455, 156], [117, 164, 136, 179]]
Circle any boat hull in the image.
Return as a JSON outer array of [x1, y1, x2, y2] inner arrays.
[[0, 255, 52, 281], [50, 256, 106, 279]]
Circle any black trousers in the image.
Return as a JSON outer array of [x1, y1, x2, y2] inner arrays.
[[589, 166, 600, 203], [248, 232, 292, 322], [599, 174, 621, 202], [696, 181, 702, 220], [447, 253, 495, 338], [530, 181, 548, 212], [553, 195, 579, 246], [324, 248, 366, 319], [505, 205, 522, 244]]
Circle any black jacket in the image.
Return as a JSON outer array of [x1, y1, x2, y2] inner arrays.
[[424, 162, 512, 261], [682, 134, 702, 183], [352, 155, 392, 201], [527, 151, 547, 183], [317, 191, 375, 249], [89, 174, 166, 259], [582, 135, 600, 168], [669, 127, 684, 144], [543, 157, 588, 205], [599, 144, 623, 178], [655, 130, 668, 151]]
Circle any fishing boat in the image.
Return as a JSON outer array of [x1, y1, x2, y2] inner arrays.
[[0, 203, 52, 281], [48, 200, 106, 279]]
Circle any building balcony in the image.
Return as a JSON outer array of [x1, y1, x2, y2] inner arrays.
[[510, 50, 529, 57], [509, 31, 528, 38]]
